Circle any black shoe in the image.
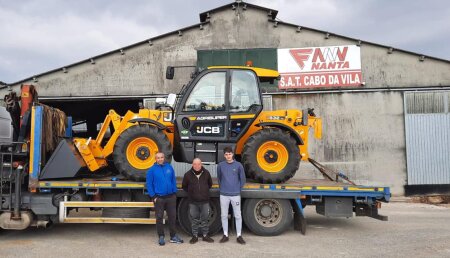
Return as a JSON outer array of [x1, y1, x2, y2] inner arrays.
[[202, 235, 214, 243], [189, 236, 198, 244], [219, 235, 229, 243], [237, 236, 246, 245]]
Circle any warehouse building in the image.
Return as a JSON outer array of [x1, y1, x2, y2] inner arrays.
[[1, 2, 449, 196]]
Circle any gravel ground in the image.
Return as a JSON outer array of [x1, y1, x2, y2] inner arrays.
[[1, 201, 449, 258]]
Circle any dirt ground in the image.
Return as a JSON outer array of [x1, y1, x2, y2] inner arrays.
[[1, 200, 450, 258]]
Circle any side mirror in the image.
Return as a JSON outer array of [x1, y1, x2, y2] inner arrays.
[[155, 93, 177, 108], [166, 93, 176, 107], [166, 66, 175, 80]]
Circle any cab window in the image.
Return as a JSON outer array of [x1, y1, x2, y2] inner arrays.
[[230, 70, 261, 112], [183, 72, 226, 112]]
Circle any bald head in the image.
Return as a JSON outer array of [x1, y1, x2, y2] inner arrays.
[[192, 158, 202, 172]]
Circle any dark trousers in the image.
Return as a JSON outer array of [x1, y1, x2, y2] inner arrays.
[[189, 202, 210, 237], [154, 194, 177, 238]]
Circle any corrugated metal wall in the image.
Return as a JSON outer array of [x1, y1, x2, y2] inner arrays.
[[404, 91, 450, 185]]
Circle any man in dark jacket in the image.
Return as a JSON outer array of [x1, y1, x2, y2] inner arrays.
[[147, 152, 183, 246], [182, 158, 214, 244]]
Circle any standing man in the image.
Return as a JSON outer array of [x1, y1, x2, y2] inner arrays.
[[182, 158, 214, 244], [217, 146, 246, 245], [146, 152, 183, 246]]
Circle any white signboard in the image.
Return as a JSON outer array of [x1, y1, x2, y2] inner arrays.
[[278, 45, 362, 89]]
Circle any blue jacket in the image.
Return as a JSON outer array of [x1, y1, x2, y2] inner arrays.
[[217, 160, 246, 196], [146, 162, 177, 198]]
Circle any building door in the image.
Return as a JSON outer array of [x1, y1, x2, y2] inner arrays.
[[404, 91, 450, 186]]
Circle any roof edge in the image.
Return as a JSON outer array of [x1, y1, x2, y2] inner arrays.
[[2, 21, 210, 87], [270, 19, 450, 64], [200, 1, 277, 22]]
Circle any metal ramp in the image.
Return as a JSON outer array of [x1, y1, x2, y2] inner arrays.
[[308, 158, 356, 185]]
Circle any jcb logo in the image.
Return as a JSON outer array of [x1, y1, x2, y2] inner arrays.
[[197, 126, 220, 134]]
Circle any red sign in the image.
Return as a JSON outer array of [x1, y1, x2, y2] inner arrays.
[[278, 45, 362, 89]]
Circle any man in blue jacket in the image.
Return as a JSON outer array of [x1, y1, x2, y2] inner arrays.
[[217, 146, 246, 245], [146, 152, 183, 246]]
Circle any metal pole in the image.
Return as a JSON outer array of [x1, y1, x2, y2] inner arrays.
[[13, 166, 22, 219]]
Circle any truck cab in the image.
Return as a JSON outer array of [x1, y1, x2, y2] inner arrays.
[[0, 106, 13, 145]]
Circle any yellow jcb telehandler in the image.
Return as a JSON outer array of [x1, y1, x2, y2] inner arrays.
[[44, 66, 322, 183]]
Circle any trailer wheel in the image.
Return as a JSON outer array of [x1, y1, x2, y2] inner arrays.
[[242, 198, 293, 236], [242, 128, 300, 183], [177, 198, 222, 236], [113, 125, 171, 181]]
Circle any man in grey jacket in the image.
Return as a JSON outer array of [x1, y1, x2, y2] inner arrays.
[[217, 146, 246, 245]]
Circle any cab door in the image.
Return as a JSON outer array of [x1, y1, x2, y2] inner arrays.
[[173, 70, 230, 163], [228, 70, 263, 142]]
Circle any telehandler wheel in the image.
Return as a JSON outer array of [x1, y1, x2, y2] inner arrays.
[[113, 125, 171, 181], [177, 197, 222, 236], [242, 128, 300, 183], [242, 198, 293, 236]]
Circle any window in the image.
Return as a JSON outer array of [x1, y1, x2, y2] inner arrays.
[[230, 70, 261, 112], [183, 72, 226, 112]]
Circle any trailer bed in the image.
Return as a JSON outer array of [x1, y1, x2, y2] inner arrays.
[[37, 177, 390, 201]]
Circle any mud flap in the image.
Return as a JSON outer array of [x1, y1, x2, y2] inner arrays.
[[293, 199, 306, 235]]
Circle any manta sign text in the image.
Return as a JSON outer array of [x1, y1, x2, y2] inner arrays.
[[278, 45, 363, 89]]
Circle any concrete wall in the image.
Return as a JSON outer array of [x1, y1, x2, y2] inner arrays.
[[2, 4, 450, 195], [273, 92, 406, 195]]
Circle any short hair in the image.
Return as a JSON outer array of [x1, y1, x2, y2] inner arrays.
[[223, 146, 233, 154], [155, 152, 165, 157]]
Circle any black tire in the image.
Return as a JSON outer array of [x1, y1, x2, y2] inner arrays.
[[242, 128, 300, 183], [112, 125, 171, 181], [177, 198, 222, 236], [242, 198, 293, 236]]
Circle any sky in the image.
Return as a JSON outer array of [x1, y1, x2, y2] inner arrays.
[[0, 0, 449, 84]]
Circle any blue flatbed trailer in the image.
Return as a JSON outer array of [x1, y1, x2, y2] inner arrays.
[[33, 176, 390, 236], [0, 106, 390, 236]]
